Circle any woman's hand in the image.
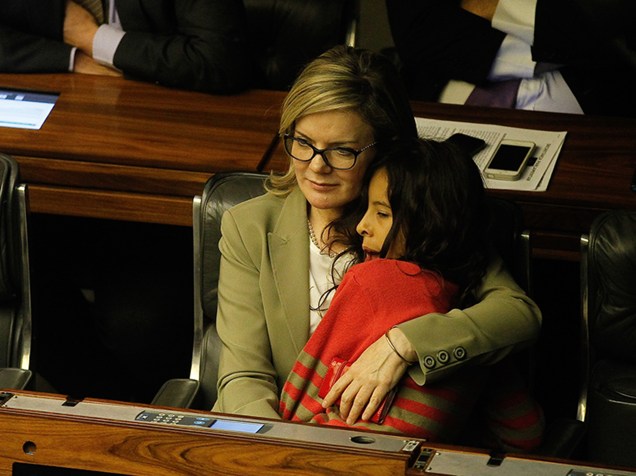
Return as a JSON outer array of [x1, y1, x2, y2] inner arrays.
[[321, 328, 416, 424]]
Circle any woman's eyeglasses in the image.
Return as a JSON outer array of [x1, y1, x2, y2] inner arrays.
[[283, 134, 377, 170]]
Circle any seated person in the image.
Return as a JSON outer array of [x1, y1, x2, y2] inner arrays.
[[0, 0, 252, 93], [279, 137, 544, 451], [213, 46, 541, 425], [386, 0, 636, 117]]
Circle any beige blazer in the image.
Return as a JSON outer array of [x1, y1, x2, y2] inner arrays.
[[213, 186, 541, 418]]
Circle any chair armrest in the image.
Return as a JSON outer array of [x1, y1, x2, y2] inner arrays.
[[151, 378, 200, 409], [0, 368, 32, 390]]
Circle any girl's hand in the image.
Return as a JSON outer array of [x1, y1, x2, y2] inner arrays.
[[321, 328, 415, 424]]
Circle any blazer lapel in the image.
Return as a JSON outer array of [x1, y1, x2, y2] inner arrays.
[[269, 187, 310, 355]]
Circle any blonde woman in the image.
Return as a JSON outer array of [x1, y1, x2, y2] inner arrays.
[[213, 46, 541, 424]]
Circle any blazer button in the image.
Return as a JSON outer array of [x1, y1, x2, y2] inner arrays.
[[423, 355, 436, 369], [453, 347, 467, 360], [437, 350, 450, 364]]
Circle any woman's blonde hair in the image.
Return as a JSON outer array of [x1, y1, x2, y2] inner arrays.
[[267, 45, 417, 195]]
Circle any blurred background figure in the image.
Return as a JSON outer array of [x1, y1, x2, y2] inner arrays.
[[386, 0, 636, 116], [0, 0, 252, 93]]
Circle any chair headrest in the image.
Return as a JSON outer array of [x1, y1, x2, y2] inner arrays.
[[588, 210, 636, 363], [244, 0, 356, 90], [200, 173, 268, 321]]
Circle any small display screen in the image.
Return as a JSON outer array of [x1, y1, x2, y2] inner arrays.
[[210, 419, 264, 434], [135, 411, 266, 433], [488, 144, 532, 171], [0, 88, 59, 130]]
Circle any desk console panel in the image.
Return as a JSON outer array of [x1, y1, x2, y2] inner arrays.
[[1, 391, 634, 476]]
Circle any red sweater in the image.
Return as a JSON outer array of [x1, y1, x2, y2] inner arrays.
[[279, 259, 543, 449]]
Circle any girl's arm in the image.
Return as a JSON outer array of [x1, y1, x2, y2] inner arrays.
[[323, 254, 541, 423]]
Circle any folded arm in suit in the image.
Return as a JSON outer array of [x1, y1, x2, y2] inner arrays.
[[112, 0, 252, 93], [0, 0, 70, 72], [386, 0, 506, 100]]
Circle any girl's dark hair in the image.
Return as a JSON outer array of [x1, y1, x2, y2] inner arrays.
[[341, 137, 491, 305]]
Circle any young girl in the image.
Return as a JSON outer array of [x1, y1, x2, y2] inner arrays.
[[279, 138, 544, 451]]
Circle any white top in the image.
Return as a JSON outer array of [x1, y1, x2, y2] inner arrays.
[[308, 239, 352, 334], [92, 1, 124, 69], [69, 0, 124, 71], [442, 0, 583, 114]]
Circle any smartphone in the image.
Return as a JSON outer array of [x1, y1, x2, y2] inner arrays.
[[484, 140, 535, 181], [446, 133, 487, 157]]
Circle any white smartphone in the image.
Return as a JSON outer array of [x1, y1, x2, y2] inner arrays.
[[484, 140, 535, 181]]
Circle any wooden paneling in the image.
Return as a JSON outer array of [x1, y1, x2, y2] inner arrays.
[[1, 74, 635, 257]]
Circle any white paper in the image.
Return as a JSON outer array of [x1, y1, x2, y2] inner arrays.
[[0, 89, 59, 130], [415, 117, 566, 192]]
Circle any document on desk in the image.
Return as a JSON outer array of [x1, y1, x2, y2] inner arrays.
[[0, 89, 59, 130], [415, 117, 567, 192]]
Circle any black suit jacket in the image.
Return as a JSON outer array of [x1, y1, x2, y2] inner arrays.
[[387, 0, 636, 117], [0, 0, 70, 73], [0, 0, 252, 94]]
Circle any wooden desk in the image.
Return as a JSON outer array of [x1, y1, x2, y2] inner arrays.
[[0, 390, 424, 476], [2, 74, 635, 257], [267, 103, 636, 260], [410, 103, 636, 260], [2, 390, 634, 476], [0, 74, 284, 226]]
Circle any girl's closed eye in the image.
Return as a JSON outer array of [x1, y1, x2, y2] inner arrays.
[[356, 167, 405, 260]]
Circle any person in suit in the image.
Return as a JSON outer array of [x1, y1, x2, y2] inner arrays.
[[0, 0, 252, 93], [386, 0, 636, 117], [212, 45, 541, 422]]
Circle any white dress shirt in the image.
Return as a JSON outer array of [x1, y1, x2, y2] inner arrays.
[[69, 0, 124, 71], [92, 0, 124, 68], [441, 0, 583, 114]]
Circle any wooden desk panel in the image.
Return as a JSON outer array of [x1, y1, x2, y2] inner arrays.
[[1, 74, 284, 225], [18, 156, 211, 197], [0, 391, 421, 476], [2, 391, 633, 476], [414, 103, 636, 216], [26, 185, 194, 225], [2, 74, 635, 253], [405, 103, 636, 252]]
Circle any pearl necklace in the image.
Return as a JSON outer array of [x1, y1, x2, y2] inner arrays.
[[307, 219, 336, 257]]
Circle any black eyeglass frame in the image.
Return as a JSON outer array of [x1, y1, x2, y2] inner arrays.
[[282, 133, 377, 171]]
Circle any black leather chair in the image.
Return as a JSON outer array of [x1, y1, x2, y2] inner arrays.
[[152, 173, 267, 409], [486, 198, 532, 296], [0, 153, 33, 390], [578, 210, 636, 466], [243, 0, 359, 90], [470, 194, 583, 458]]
